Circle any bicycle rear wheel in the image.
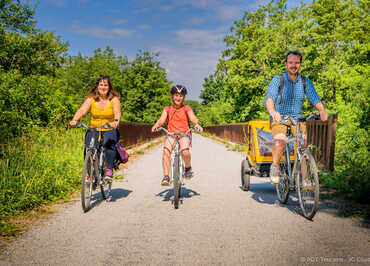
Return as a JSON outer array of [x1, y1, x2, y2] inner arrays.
[[296, 150, 319, 220], [276, 162, 289, 204], [173, 154, 180, 209], [81, 151, 96, 212]]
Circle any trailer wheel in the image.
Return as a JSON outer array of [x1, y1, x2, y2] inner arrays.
[[241, 159, 251, 191]]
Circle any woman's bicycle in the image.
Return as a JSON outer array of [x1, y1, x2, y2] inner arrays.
[[276, 114, 320, 220], [156, 126, 195, 209], [73, 122, 113, 212]]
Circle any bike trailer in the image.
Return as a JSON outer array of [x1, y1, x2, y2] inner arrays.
[[241, 120, 297, 190]]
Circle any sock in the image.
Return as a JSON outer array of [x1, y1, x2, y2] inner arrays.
[[106, 168, 113, 176]]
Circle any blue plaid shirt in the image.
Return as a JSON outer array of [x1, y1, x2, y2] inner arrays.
[[263, 72, 321, 119]]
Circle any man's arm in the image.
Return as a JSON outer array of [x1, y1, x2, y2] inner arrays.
[[264, 75, 281, 122], [315, 102, 328, 121], [265, 98, 281, 122], [305, 78, 328, 121]]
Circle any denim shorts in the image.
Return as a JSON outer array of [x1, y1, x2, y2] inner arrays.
[[166, 135, 191, 143]]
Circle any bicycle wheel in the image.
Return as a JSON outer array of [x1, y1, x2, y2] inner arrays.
[[296, 150, 319, 220], [81, 150, 96, 212], [173, 154, 180, 209], [100, 158, 112, 200], [241, 159, 250, 191], [276, 162, 290, 204]]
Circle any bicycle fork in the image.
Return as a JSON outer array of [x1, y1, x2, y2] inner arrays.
[[170, 144, 185, 185]]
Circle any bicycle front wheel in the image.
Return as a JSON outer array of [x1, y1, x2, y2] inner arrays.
[[173, 154, 180, 209], [276, 162, 289, 204], [81, 151, 95, 212], [296, 150, 319, 220], [100, 159, 112, 200]]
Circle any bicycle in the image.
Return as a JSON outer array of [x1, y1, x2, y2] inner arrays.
[[73, 122, 113, 212], [156, 126, 195, 209], [275, 114, 320, 220]]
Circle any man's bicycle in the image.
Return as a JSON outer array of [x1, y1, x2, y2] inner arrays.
[[156, 126, 195, 209], [276, 114, 320, 220], [73, 122, 113, 212]]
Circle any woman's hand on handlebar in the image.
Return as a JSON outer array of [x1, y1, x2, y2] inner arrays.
[[109, 121, 119, 129], [69, 120, 78, 127]]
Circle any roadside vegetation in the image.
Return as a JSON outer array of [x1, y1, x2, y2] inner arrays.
[[0, 0, 171, 235]]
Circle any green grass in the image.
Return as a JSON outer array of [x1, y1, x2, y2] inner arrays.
[[0, 127, 85, 236]]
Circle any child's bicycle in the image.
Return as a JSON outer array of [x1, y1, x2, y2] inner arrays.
[[73, 122, 113, 212], [156, 126, 195, 209], [276, 114, 320, 220]]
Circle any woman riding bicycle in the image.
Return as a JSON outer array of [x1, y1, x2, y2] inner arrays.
[[69, 75, 121, 182], [151, 85, 203, 186]]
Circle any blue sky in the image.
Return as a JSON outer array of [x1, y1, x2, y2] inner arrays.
[[30, 0, 309, 100]]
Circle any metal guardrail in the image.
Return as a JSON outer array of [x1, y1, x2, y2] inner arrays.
[[118, 122, 164, 147], [204, 114, 337, 171]]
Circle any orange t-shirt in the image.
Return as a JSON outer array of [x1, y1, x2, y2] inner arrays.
[[164, 105, 192, 135]]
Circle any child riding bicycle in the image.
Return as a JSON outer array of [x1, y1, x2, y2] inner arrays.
[[151, 85, 203, 186]]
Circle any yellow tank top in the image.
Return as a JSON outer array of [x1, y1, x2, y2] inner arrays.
[[90, 98, 114, 131]]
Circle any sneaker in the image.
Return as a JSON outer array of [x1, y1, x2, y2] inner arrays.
[[302, 179, 314, 191], [270, 165, 280, 184], [161, 176, 170, 186], [104, 169, 113, 182], [184, 167, 193, 180]]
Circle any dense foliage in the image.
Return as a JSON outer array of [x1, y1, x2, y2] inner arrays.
[[199, 0, 369, 203], [0, 1, 171, 231]]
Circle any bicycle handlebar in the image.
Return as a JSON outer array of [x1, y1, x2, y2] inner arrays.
[[71, 122, 112, 130], [281, 113, 320, 125], [156, 126, 196, 136]]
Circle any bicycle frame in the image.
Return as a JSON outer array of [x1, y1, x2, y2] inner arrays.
[[281, 117, 305, 188]]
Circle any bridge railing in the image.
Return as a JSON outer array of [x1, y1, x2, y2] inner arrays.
[[204, 114, 337, 171], [118, 122, 163, 148]]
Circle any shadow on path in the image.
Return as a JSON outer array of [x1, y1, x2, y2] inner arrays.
[[109, 188, 133, 202], [244, 181, 304, 218], [244, 181, 370, 226], [87, 188, 133, 211], [156, 187, 200, 202]]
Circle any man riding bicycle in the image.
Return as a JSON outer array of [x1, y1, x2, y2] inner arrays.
[[151, 85, 203, 186], [263, 51, 328, 188]]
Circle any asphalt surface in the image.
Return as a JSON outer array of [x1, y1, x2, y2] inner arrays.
[[1, 134, 369, 265]]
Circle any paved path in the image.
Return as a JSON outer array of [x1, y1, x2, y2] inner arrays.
[[1, 134, 369, 265]]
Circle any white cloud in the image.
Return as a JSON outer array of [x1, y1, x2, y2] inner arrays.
[[216, 5, 244, 21], [138, 24, 152, 30], [114, 19, 128, 25], [133, 7, 150, 14], [49, 0, 67, 7], [174, 29, 224, 49], [184, 17, 206, 26], [152, 27, 227, 100], [70, 22, 135, 40]]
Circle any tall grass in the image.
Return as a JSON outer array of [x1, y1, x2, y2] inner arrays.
[[0, 127, 85, 234]]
